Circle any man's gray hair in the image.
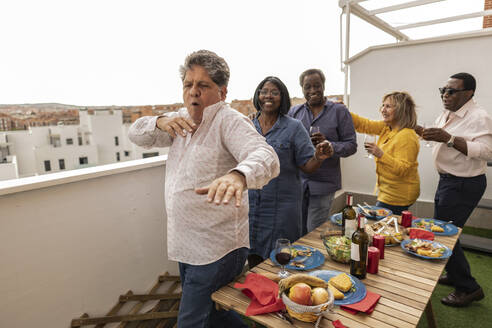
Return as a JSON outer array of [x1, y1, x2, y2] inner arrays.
[[179, 50, 230, 87]]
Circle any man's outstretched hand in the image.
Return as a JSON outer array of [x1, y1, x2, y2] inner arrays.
[[195, 171, 246, 207]]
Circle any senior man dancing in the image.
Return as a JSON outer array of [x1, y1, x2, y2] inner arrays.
[[128, 50, 283, 327]]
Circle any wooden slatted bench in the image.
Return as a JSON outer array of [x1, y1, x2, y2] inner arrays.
[[71, 272, 181, 328]]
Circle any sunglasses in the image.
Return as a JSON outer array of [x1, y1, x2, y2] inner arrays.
[[439, 87, 469, 96]]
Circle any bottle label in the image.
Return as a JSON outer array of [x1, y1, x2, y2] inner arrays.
[[351, 242, 360, 261], [345, 220, 357, 238]]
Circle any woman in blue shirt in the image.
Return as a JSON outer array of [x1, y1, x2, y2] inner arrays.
[[248, 76, 333, 268]]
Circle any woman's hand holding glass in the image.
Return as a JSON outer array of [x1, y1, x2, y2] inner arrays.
[[364, 134, 379, 158]]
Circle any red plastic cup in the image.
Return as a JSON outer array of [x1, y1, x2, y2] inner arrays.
[[367, 246, 380, 274], [401, 211, 413, 228], [372, 234, 385, 259]]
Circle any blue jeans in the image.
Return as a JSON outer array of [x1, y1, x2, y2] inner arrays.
[[375, 201, 410, 216], [178, 247, 248, 328], [302, 188, 335, 234]]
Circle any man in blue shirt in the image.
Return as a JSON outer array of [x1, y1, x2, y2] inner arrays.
[[288, 69, 357, 234]]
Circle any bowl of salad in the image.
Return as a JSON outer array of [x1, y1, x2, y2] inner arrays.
[[322, 235, 351, 264]]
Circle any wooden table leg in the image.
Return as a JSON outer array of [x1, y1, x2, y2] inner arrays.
[[425, 300, 437, 328], [215, 302, 229, 312]]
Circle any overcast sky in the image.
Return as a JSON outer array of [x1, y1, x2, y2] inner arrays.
[[0, 0, 485, 106]]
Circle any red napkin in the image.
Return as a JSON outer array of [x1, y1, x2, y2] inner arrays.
[[409, 228, 435, 241], [340, 291, 381, 314], [233, 273, 285, 316], [332, 319, 347, 328]]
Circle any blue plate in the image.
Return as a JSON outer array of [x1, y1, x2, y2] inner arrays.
[[400, 239, 452, 260], [362, 206, 392, 220], [330, 212, 367, 226], [269, 245, 324, 271], [411, 218, 458, 236], [308, 270, 367, 305]]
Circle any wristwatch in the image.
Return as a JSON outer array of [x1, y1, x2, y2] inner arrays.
[[446, 135, 455, 147]]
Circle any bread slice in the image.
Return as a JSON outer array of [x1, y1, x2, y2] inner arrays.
[[431, 225, 444, 232], [329, 273, 352, 293], [328, 282, 345, 299]]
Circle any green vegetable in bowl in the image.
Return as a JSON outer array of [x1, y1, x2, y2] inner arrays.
[[323, 236, 351, 263]]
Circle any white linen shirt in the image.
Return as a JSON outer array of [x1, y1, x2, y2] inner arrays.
[[432, 98, 492, 177], [128, 101, 280, 265]]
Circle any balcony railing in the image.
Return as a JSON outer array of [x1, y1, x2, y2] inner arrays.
[[0, 156, 178, 328]]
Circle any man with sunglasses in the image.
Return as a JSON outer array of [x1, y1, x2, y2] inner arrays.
[[422, 72, 492, 307]]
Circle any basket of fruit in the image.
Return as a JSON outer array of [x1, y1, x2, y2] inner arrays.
[[278, 273, 334, 323]]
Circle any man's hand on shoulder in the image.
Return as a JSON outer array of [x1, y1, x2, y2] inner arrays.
[[156, 116, 197, 138], [195, 171, 247, 207]]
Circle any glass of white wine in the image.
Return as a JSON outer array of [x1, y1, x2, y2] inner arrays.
[[364, 134, 377, 159]]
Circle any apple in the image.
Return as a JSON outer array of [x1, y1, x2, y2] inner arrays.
[[311, 287, 329, 305], [289, 282, 312, 306]]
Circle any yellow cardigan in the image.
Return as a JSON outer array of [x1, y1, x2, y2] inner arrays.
[[351, 113, 420, 206]]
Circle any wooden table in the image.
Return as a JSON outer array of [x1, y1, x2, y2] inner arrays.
[[212, 219, 461, 328]]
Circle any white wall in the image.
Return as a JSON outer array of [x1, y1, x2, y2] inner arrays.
[[85, 110, 125, 165], [343, 32, 492, 202], [34, 144, 99, 173], [6, 130, 39, 177], [0, 158, 177, 328], [0, 156, 18, 180]]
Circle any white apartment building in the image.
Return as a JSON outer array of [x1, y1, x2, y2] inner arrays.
[[0, 109, 168, 181]]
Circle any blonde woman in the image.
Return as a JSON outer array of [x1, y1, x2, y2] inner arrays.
[[351, 92, 420, 214]]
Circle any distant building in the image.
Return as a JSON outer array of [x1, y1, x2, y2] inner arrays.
[[0, 109, 168, 181], [0, 113, 14, 131]]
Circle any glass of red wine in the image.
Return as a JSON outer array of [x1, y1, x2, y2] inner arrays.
[[275, 238, 292, 279]]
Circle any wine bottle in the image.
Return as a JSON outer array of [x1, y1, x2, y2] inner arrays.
[[350, 214, 369, 279], [342, 193, 357, 238]]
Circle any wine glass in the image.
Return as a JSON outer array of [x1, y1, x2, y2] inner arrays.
[[275, 238, 291, 279], [310, 126, 320, 136], [422, 123, 432, 148], [364, 134, 377, 159]]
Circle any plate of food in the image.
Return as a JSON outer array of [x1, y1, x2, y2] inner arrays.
[[365, 216, 404, 246], [412, 218, 458, 236], [308, 270, 366, 305], [401, 239, 452, 260], [360, 205, 392, 220], [270, 245, 325, 270], [330, 210, 366, 226]]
